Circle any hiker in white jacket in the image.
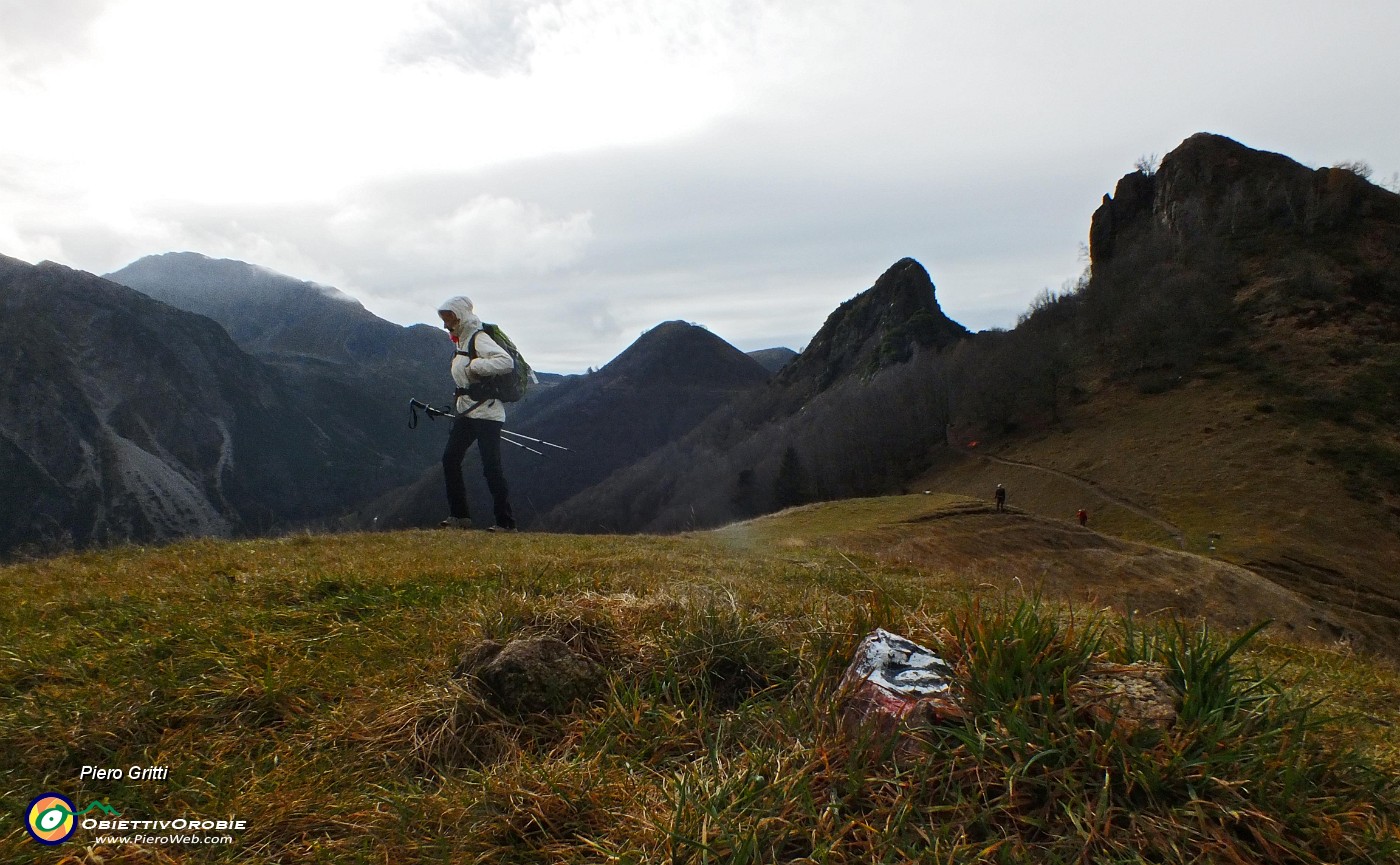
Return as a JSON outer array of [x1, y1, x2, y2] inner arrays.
[[436, 296, 517, 531]]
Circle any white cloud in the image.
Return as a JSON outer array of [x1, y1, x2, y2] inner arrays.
[[392, 0, 555, 76], [330, 194, 594, 279], [0, 0, 111, 75]]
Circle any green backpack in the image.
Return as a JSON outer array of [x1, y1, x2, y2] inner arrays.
[[458, 323, 534, 402]]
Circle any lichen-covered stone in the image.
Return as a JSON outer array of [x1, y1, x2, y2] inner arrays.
[[1070, 662, 1178, 734]]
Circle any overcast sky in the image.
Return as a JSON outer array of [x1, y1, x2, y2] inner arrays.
[[3, 1, 1398, 372]]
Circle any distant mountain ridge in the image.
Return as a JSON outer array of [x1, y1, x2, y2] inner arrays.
[[746, 347, 797, 373], [6, 249, 793, 551], [0, 256, 387, 552], [107, 252, 445, 367], [543, 257, 970, 532], [107, 251, 452, 505]]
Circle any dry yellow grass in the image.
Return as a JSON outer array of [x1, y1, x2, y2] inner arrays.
[[2, 508, 1397, 862], [917, 370, 1400, 656]]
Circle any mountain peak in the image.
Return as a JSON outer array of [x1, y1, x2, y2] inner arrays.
[[601, 320, 770, 388], [105, 252, 426, 364], [778, 257, 969, 392], [111, 252, 359, 306]]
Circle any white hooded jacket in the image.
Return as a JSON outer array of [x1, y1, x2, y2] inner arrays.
[[438, 296, 513, 422]]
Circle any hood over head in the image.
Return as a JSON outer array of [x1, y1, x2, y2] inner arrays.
[[437, 295, 482, 338]]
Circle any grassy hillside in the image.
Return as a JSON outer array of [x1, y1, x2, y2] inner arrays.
[[919, 368, 1400, 654], [3, 504, 1397, 863]]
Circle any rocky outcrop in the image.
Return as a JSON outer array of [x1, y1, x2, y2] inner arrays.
[[1073, 133, 1400, 653], [1090, 133, 1400, 266], [777, 257, 968, 393], [1088, 170, 1156, 262]]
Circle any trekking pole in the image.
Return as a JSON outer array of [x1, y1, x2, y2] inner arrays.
[[497, 436, 543, 455], [498, 429, 570, 451], [409, 398, 555, 456]]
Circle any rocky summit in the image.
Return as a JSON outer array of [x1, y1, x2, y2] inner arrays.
[[777, 257, 970, 393]]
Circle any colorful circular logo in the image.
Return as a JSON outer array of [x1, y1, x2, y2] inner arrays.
[[25, 793, 77, 845]]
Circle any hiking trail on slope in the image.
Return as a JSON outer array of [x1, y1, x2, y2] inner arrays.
[[971, 451, 1187, 549]]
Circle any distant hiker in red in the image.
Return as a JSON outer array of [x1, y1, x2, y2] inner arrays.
[[437, 296, 517, 533], [994, 484, 1006, 511], [1077, 508, 1088, 527]]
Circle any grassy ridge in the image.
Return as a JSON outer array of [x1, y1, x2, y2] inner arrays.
[[2, 513, 1398, 863]]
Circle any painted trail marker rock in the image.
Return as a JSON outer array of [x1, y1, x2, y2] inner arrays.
[[839, 629, 965, 742]]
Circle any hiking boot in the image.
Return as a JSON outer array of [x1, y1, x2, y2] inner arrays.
[[439, 516, 472, 529], [486, 524, 518, 533]]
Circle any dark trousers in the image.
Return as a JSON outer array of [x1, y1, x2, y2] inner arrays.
[[442, 416, 515, 528]]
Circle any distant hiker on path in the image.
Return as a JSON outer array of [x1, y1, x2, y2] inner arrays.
[[437, 296, 517, 532], [1077, 507, 1088, 527], [994, 484, 1006, 512]]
